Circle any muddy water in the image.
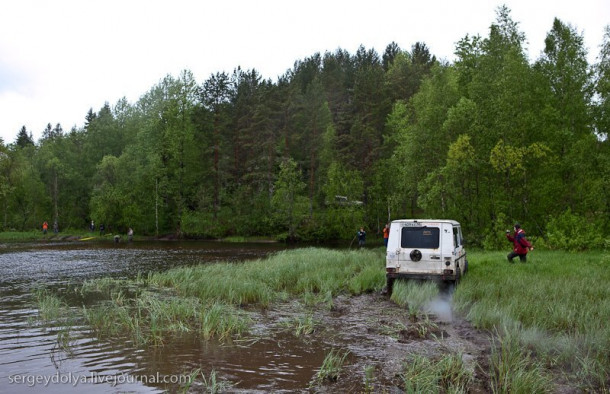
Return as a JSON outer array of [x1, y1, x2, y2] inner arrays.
[[0, 240, 335, 393]]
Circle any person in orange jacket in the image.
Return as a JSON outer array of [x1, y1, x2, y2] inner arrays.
[[42, 221, 48, 235], [382, 223, 390, 247]]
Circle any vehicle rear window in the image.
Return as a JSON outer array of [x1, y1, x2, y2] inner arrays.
[[400, 227, 440, 249]]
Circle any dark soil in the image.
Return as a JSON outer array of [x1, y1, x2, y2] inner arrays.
[[242, 291, 494, 393]]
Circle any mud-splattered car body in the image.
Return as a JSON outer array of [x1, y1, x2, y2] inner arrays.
[[385, 219, 467, 294]]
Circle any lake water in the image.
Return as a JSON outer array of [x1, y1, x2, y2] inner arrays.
[[0, 240, 332, 393]]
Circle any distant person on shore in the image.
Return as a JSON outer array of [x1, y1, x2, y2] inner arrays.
[[128, 227, 134, 242], [90, 220, 95, 232], [382, 223, 390, 247], [42, 221, 48, 235], [53, 221, 59, 234], [506, 223, 533, 263], [99, 223, 105, 236], [357, 227, 366, 247]]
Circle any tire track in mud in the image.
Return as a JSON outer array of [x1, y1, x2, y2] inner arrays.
[[310, 292, 493, 393], [246, 291, 493, 392]]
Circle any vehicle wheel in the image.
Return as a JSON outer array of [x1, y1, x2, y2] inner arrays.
[[386, 277, 395, 296]]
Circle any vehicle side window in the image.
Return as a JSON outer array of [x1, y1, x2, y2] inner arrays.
[[453, 227, 460, 248]]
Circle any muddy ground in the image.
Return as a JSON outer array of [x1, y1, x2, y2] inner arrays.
[[316, 292, 492, 393], [225, 290, 494, 393]]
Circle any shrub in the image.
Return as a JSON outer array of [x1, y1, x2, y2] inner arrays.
[[545, 209, 605, 251], [482, 212, 511, 251]]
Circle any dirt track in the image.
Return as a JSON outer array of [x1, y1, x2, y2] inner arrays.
[[310, 292, 493, 393], [247, 291, 493, 393]]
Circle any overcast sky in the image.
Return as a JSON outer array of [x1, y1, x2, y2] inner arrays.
[[1, 0, 608, 144]]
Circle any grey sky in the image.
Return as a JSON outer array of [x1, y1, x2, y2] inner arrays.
[[0, 0, 608, 143]]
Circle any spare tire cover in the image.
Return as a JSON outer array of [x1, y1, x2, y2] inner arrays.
[[410, 249, 422, 262]]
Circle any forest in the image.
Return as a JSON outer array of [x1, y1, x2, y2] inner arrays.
[[0, 7, 608, 250]]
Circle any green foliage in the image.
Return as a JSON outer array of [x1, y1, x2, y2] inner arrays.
[[482, 212, 511, 250], [271, 158, 309, 240], [1, 6, 608, 245], [545, 209, 606, 251]]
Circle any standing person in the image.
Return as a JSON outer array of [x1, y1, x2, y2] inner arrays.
[[42, 221, 48, 235], [99, 223, 105, 236], [382, 223, 390, 247], [506, 223, 534, 263], [127, 227, 134, 242], [53, 221, 59, 234], [357, 227, 366, 247], [90, 220, 95, 232]]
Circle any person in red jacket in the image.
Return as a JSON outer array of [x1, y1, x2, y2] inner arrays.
[[506, 223, 534, 263]]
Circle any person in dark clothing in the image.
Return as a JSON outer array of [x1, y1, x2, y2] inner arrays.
[[506, 223, 533, 262], [357, 227, 366, 247]]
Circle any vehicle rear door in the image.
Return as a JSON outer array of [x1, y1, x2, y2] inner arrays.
[[397, 223, 442, 274]]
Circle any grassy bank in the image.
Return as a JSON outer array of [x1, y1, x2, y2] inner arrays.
[[455, 250, 610, 392], [0, 229, 116, 241], [60, 248, 385, 346], [147, 247, 385, 308]]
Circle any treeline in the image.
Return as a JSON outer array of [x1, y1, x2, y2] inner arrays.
[[1, 8, 608, 249]]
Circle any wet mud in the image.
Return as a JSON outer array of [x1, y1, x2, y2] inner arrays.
[[241, 291, 494, 393]]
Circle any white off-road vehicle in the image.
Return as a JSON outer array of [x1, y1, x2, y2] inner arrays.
[[385, 219, 467, 294]]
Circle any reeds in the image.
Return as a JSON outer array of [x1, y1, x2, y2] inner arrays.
[[488, 327, 551, 393], [390, 279, 438, 320], [148, 247, 385, 307], [401, 352, 474, 393], [76, 248, 384, 346], [281, 313, 317, 337], [197, 369, 233, 393], [311, 349, 350, 386], [34, 288, 67, 321], [82, 291, 250, 346]]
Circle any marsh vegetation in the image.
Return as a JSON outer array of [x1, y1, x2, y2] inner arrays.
[[33, 247, 609, 392]]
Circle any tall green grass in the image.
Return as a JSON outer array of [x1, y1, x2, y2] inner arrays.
[[390, 280, 438, 320], [311, 349, 350, 386], [454, 250, 610, 392], [82, 291, 250, 346], [148, 247, 386, 307], [401, 352, 474, 393], [0, 231, 43, 241], [78, 248, 385, 346], [34, 288, 67, 321]]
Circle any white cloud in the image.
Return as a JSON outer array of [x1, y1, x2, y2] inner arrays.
[[0, 0, 608, 143]]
